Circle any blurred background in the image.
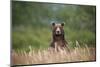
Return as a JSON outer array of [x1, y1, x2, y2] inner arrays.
[[12, 1, 96, 51]]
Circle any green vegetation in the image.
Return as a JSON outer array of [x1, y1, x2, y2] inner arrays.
[[12, 1, 96, 51]]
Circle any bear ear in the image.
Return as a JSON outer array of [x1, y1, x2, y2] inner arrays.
[[61, 23, 64, 26], [52, 22, 55, 26]]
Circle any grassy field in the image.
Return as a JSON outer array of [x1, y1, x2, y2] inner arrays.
[[12, 1, 96, 66], [12, 42, 96, 65]]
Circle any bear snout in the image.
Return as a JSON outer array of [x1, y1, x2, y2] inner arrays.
[[55, 27, 61, 35]]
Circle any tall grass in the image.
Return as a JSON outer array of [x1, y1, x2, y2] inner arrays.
[[12, 41, 96, 65]]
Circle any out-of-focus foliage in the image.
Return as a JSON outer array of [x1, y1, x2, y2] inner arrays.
[[12, 1, 96, 51]]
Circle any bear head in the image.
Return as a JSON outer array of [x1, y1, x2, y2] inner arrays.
[[52, 22, 64, 36]]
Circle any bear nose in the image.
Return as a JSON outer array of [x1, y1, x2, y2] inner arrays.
[[57, 31, 60, 33]]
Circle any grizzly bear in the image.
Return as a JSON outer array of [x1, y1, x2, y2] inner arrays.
[[50, 22, 69, 51]]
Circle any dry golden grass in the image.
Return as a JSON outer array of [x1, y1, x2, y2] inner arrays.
[[12, 42, 96, 65]]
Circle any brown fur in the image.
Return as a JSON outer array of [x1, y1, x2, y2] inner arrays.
[[50, 23, 69, 51]]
